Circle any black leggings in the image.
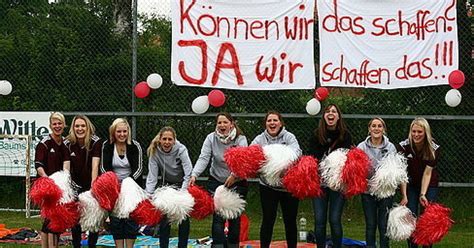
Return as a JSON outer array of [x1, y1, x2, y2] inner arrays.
[[259, 184, 299, 248], [207, 177, 248, 247], [71, 224, 98, 248]]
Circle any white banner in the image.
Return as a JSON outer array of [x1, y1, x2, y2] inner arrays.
[[1, 112, 51, 177], [318, 0, 458, 89], [171, 0, 316, 90]]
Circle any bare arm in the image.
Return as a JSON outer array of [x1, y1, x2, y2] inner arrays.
[[224, 174, 237, 187], [189, 176, 197, 186], [419, 166, 433, 206], [36, 167, 48, 177], [91, 157, 100, 185], [63, 160, 70, 171], [400, 182, 408, 206]]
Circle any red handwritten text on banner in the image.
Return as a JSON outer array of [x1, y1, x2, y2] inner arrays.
[[172, 0, 316, 90], [318, 0, 458, 89]]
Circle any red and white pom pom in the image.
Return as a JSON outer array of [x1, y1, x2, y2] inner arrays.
[[341, 148, 370, 198], [45, 202, 79, 233], [224, 145, 265, 179], [130, 199, 163, 226], [91, 171, 120, 211], [259, 144, 299, 187], [30, 177, 62, 208], [319, 148, 348, 192], [412, 203, 454, 245], [369, 153, 408, 199], [113, 177, 148, 219], [188, 185, 215, 220], [214, 185, 246, 220], [283, 156, 322, 199], [152, 186, 194, 224], [78, 191, 107, 232], [387, 205, 416, 241], [49, 170, 77, 204]]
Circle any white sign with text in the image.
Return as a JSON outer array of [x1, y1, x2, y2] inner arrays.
[[1, 112, 51, 176], [318, 0, 458, 89], [172, 0, 316, 90]]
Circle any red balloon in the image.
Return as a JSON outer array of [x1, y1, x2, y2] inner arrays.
[[134, 81, 151, 98], [208, 90, 226, 107], [314, 87, 329, 101], [448, 70, 465, 89]]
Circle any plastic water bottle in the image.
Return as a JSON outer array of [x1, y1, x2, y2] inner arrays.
[[299, 217, 307, 241]]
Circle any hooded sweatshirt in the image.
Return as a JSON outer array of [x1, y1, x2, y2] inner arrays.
[[192, 132, 248, 183], [251, 128, 302, 190], [357, 135, 396, 179], [145, 140, 192, 194]]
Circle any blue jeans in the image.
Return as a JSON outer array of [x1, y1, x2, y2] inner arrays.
[[158, 216, 190, 248], [207, 177, 248, 248], [109, 216, 139, 240], [361, 194, 393, 248], [407, 186, 438, 248], [312, 187, 345, 248]]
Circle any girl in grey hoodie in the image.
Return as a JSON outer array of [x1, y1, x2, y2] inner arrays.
[[190, 112, 248, 248], [251, 111, 302, 248], [357, 117, 407, 248], [145, 126, 192, 248]]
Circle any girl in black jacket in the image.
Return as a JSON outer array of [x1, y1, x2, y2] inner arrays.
[[100, 118, 143, 248], [307, 104, 352, 248]]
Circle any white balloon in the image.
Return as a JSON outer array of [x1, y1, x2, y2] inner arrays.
[[306, 98, 321, 115], [445, 89, 462, 107], [146, 73, 163, 89], [191, 95, 210, 114], [0, 80, 12, 95]]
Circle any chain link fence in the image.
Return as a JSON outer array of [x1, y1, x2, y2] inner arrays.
[[0, 0, 472, 220]]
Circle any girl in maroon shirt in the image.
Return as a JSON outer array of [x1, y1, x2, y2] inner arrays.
[[65, 115, 102, 248], [397, 117, 440, 248], [34, 112, 70, 248]]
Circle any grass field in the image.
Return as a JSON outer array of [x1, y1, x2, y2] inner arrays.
[[1, 187, 473, 247]]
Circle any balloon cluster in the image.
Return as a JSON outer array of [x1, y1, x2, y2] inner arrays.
[[134, 73, 163, 99], [191, 90, 226, 114], [306, 87, 329, 115], [0, 80, 13, 95], [445, 70, 465, 107]]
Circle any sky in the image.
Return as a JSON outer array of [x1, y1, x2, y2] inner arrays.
[[47, 0, 171, 17], [138, 0, 171, 17]]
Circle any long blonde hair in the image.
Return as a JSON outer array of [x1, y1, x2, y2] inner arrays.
[[109, 118, 131, 144], [147, 126, 176, 157], [67, 115, 96, 150], [408, 117, 436, 160]]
